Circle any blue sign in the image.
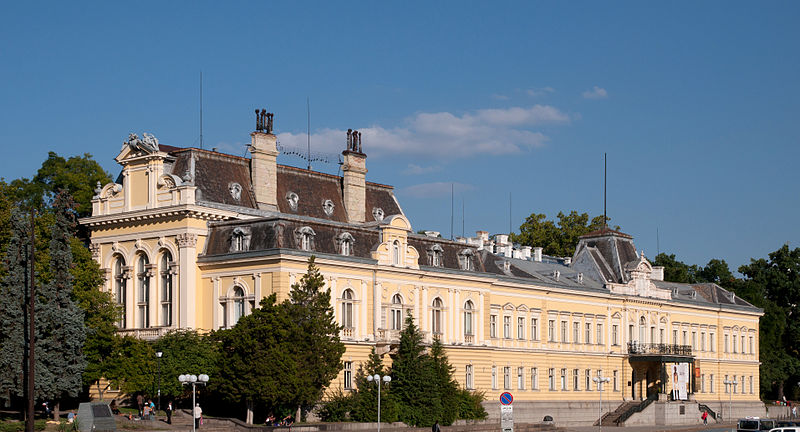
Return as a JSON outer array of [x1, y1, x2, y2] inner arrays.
[[500, 392, 513, 405]]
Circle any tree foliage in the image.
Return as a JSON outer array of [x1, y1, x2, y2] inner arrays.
[[652, 253, 736, 289], [511, 211, 614, 257], [349, 348, 398, 423]]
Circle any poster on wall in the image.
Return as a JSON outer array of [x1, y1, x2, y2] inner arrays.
[[671, 363, 690, 400]]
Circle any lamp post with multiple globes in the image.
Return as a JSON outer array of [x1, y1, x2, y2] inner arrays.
[[366, 374, 392, 432], [723, 378, 737, 421], [155, 351, 163, 411], [179, 374, 209, 432], [593, 374, 611, 432]]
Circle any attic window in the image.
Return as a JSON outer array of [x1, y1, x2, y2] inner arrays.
[[372, 207, 385, 222], [458, 249, 474, 271], [428, 244, 443, 267], [286, 192, 299, 211], [230, 227, 251, 252], [228, 182, 242, 201], [337, 232, 355, 256], [322, 199, 335, 216], [295, 226, 316, 251]]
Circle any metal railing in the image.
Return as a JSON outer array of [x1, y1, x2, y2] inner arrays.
[[699, 404, 717, 421], [627, 342, 693, 356], [616, 394, 657, 425], [116, 327, 169, 340]]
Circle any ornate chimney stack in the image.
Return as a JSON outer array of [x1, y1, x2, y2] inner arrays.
[[250, 108, 279, 210], [342, 129, 367, 223]]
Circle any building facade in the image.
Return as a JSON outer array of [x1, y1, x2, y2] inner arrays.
[[81, 116, 763, 425]]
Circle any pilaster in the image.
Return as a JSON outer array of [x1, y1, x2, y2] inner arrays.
[[177, 233, 198, 328]]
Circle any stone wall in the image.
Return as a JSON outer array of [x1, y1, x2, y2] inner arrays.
[[482, 400, 617, 427]]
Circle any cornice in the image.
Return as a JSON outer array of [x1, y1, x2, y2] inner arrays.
[[79, 204, 238, 227]]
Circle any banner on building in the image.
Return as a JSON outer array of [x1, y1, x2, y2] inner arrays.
[[671, 363, 690, 400]]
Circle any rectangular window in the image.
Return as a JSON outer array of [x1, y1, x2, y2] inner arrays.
[[548, 368, 555, 391], [650, 326, 655, 344], [531, 367, 539, 390], [560, 368, 567, 390], [531, 318, 538, 340], [466, 365, 474, 390], [517, 317, 525, 339], [504, 366, 511, 389], [733, 335, 737, 353], [344, 362, 353, 390], [586, 323, 592, 344], [749, 336, 754, 354], [749, 376, 753, 394], [659, 328, 665, 344], [710, 374, 715, 393], [548, 320, 555, 342], [692, 331, 697, 350], [710, 333, 715, 352], [742, 336, 746, 353], [490, 315, 497, 338], [596, 323, 603, 345], [612, 324, 619, 345], [682, 330, 687, 345], [741, 375, 745, 394], [574, 322, 580, 344], [504, 316, 511, 339], [629, 324, 634, 342], [561, 321, 568, 342], [492, 366, 497, 389], [585, 369, 591, 391], [701, 332, 706, 351], [724, 334, 729, 353], [573, 368, 579, 390], [517, 367, 524, 390], [613, 370, 619, 391]]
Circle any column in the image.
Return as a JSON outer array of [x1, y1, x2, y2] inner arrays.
[[177, 233, 197, 328], [360, 280, 368, 339], [373, 281, 381, 336], [478, 292, 485, 343], [253, 272, 262, 304]]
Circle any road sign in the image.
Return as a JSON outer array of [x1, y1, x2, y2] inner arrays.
[[500, 392, 514, 405], [501, 404, 513, 432]]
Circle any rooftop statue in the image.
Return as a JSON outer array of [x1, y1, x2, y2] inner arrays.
[[125, 132, 160, 154]]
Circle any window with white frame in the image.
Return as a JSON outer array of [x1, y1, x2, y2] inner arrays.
[[710, 333, 715, 352], [701, 332, 706, 351], [392, 240, 401, 265], [692, 331, 697, 350], [612, 324, 618, 345], [296, 226, 316, 251], [341, 289, 354, 328], [160, 251, 174, 327], [517, 367, 524, 389], [343, 361, 353, 390], [531, 318, 538, 340], [114, 255, 127, 328], [490, 314, 498, 338], [231, 227, 250, 252], [390, 294, 403, 330], [573, 322, 580, 344], [613, 370, 619, 391], [136, 254, 150, 328], [573, 368, 579, 390], [458, 249, 474, 271], [548, 368, 555, 391], [749, 336, 754, 354], [231, 286, 246, 326], [596, 323, 603, 345], [517, 317, 525, 339], [466, 365, 474, 389], [548, 320, 555, 341], [724, 334, 729, 352], [585, 369, 591, 391], [531, 367, 538, 390], [503, 316, 511, 339], [464, 300, 474, 336], [338, 232, 354, 256], [710, 374, 715, 393], [431, 298, 443, 334], [561, 320, 568, 342], [560, 368, 567, 390], [585, 322, 591, 344], [428, 244, 443, 267], [504, 367, 511, 389]]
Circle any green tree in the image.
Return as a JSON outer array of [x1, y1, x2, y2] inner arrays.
[[34, 193, 87, 418], [286, 256, 346, 419], [652, 253, 696, 283], [428, 337, 460, 425], [0, 211, 32, 406], [31, 152, 112, 218], [350, 347, 398, 423], [153, 330, 219, 400], [512, 211, 614, 257], [390, 312, 438, 427]]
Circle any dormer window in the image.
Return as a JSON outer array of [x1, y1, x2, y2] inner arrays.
[[294, 226, 316, 251], [230, 227, 251, 252], [337, 232, 355, 256], [373, 207, 385, 222], [458, 249, 474, 271], [428, 244, 444, 267]]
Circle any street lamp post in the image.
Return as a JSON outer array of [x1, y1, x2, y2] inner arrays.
[[179, 374, 209, 432], [156, 352, 163, 412], [366, 374, 392, 432], [723, 378, 737, 422], [593, 374, 611, 432]]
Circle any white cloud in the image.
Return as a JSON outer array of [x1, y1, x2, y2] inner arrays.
[[526, 87, 555, 97], [582, 86, 608, 99], [402, 164, 442, 175], [399, 182, 475, 199], [276, 104, 569, 159]]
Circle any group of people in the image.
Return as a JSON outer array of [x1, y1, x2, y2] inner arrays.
[[264, 414, 293, 427], [133, 394, 175, 424]]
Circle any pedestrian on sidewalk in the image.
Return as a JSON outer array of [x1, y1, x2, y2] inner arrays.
[[194, 403, 202, 429], [166, 401, 172, 424], [702, 410, 708, 425], [432, 420, 441, 432]]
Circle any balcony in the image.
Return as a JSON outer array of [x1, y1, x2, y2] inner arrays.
[[627, 342, 693, 361], [116, 327, 170, 341]]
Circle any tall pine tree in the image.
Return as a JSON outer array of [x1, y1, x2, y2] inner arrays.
[[391, 312, 439, 427], [429, 337, 460, 425], [287, 256, 345, 419], [0, 210, 31, 407], [350, 347, 398, 423], [35, 192, 86, 418]]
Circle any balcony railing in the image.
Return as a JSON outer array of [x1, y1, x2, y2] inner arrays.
[[117, 327, 170, 341], [627, 342, 692, 357]]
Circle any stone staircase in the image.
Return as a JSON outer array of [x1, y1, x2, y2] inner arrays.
[[597, 401, 640, 426]]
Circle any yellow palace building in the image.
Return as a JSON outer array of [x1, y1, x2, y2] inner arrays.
[[80, 112, 764, 426]]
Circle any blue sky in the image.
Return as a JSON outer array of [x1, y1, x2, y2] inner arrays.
[[2, 1, 798, 271]]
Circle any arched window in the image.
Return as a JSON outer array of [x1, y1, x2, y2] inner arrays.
[[338, 232, 355, 256], [391, 294, 403, 330], [230, 227, 251, 252], [295, 226, 316, 251], [432, 298, 443, 335], [639, 316, 646, 343], [392, 240, 401, 265], [160, 251, 173, 327], [464, 300, 474, 336], [342, 289, 354, 328], [136, 254, 150, 328], [114, 256, 127, 328], [232, 286, 246, 326]]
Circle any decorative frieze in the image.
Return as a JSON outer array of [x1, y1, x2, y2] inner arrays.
[[176, 233, 197, 248]]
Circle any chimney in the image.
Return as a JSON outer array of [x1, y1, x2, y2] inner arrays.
[[250, 109, 278, 210], [342, 129, 367, 223], [521, 246, 532, 260], [533, 247, 543, 262], [476, 231, 489, 241], [651, 266, 665, 281], [496, 234, 509, 245]]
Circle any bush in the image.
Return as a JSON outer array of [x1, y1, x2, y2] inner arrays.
[[317, 390, 354, 422], [457, 389, 488, 420], [0, 420, 47, 432]]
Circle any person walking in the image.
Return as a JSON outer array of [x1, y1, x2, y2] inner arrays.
[[701, 410, 708, 425], [136, 394, 144, 418], [194, 403, 202, 429], [166, 401, 173, 424], [432, 420, 441, 432]]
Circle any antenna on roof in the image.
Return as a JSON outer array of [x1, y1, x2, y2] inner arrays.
[[603, 152, 607, 230], [509, 192, 512, 235], [450, 183, 454, 240], [307, 97, 311, 170], [199, 70, 204, 149], [657, 227, 660, 256], [462, 197, 465, 238]]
